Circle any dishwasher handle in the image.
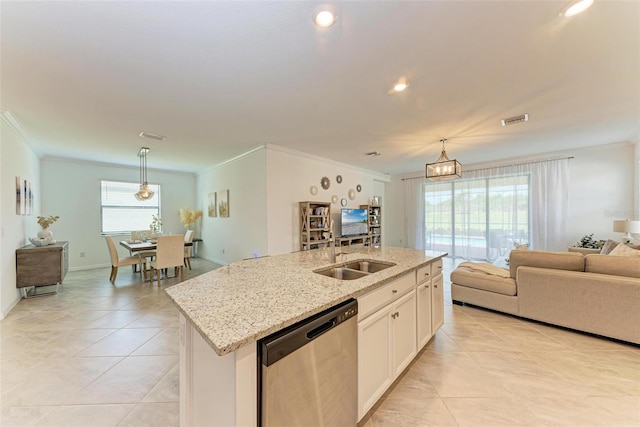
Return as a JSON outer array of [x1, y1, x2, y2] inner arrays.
[[260, 298, 357, 367]]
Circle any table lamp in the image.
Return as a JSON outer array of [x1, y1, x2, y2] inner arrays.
[[613, 219, 640, 244]]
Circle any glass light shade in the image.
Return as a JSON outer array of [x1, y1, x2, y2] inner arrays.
[[134, 183, 155, 201], [562, 0, 594, 17], [314, 11, 335, 27]]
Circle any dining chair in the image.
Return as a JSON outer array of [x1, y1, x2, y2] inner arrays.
[[105, 235, 146, 284], [184, 229, 195, 270], [150, 235, 185, 285]]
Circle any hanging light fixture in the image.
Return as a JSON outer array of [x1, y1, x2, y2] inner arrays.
[[134, 147, 155, 201], [425, 139, 462, 181]]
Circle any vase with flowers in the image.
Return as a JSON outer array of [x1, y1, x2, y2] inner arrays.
[[149, 215, 162, 238], [36, 215, 60, 239], [179, 208, 202, 230]]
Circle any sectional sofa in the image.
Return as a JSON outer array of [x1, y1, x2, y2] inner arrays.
[[451, 249, 640, 345]]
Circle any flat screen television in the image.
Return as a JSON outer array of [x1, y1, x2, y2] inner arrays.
[[341, 208, 369, 237]]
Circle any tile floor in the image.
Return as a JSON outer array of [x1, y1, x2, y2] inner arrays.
[[2, 257, 639, 426]]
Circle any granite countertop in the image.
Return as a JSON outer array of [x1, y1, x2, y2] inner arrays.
[[164, 246, 447, 356]]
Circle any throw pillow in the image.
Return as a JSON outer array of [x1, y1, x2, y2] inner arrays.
[[608, 243, 640, 257], [600, 239, 619, 255]]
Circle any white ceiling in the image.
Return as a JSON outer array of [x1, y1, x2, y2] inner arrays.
[[2, 1, 638, 175]]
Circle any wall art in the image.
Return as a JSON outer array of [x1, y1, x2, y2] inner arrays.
[[208, 192, 217, 217], [218, 190, 229, 218]]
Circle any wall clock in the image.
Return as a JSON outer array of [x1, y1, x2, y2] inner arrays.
[[321, 176, 330, 190]]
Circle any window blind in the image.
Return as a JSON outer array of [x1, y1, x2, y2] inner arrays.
[[100, 180, 161, 234]]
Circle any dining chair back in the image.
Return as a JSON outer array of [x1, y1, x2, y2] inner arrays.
[[150, 235, 185, 285], [184, 229, 195, 270], [105, 235, 145, 284]]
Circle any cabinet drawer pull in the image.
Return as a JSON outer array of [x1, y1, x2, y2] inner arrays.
[[392, 289, 398, 294]]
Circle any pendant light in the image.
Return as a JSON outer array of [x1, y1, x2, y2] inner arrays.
[[134, 147, 155, 201], [425, 139, 462, 181]]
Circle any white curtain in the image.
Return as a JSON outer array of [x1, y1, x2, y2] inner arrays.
[[417, 158, 569, 259], [403, 177, 426, 249]]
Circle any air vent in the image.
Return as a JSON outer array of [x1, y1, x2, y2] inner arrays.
[[366, 151, 382, 157], [139, 131, 166, 141], [501, 114, 529, 127]]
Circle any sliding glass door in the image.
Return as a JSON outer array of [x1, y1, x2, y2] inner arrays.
[[425, 174, 530, 261]]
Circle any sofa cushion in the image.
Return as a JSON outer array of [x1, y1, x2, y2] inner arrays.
[[599, 239, 619, 255], [585, 254, 640, 278], [509, 250, 584, 279], [450, 265, 516, 296], [609, 243, 640, 257]]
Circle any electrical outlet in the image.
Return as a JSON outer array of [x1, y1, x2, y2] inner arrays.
[[80, 252, 86, 257]]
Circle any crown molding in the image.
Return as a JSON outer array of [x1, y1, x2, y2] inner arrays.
[[0, 110, 36, 148]]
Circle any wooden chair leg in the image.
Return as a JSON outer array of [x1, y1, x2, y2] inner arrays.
[[186, 257, 192, 270], [179, 266, 184, 281], [111, 266, 118, 283]]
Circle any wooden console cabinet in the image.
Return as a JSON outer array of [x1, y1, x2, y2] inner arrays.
[[16, 241, 68, 297]]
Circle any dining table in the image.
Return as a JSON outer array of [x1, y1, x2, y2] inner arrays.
[[120, 239, 194, 277]]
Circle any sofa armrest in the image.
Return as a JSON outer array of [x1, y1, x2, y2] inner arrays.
[[509, 250, 584, 279], [517, 266, 640, 344], [585, 254, 640, 278]]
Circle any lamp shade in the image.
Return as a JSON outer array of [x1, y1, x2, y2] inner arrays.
[[613, 220, 640, 234]]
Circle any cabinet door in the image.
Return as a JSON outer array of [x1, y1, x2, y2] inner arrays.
[[391, 290, 417, 378], [358, 304, 392, 420], [431, 274, 444, 332], [416, 281, 432, 350]]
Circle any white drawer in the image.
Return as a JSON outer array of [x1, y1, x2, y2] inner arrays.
[[358, 273, 415, 321], [432, 259, 443, 276], [416, 265, 431, 284], [416, 259, 444, 284]]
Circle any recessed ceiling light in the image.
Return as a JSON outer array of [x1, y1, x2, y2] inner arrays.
[[139, 131, 166, 141], [501, 114, 529, 127], [560, 0, 594, 17], [314, 10, 336, 28]]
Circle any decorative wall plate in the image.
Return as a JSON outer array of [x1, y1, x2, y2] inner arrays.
[[310, 185, 318, 195], [321, 176, 330, 190], [341, 198, 348, 207], [336, 175, 343, 184], [348, 189, 356, 200], [356, 184, 362, 192], [331, 195, 338, 204]]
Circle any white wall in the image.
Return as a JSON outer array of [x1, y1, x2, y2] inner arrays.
[[1, 113, 41, 317], [41, 157, 196, 270], [386, 142, 636, 250], [265, 145, 390, 256], [196, 147, 268, 264]]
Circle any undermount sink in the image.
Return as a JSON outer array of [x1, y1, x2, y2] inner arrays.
[[314, 267, 369, 280], [343, 260, 396, 273], [314, 259, 396, 280]]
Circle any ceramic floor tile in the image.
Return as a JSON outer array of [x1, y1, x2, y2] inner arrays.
[[0, 406, 51, 426], [142, 363, 179, 402], [77, 328, 163, 357], [19, 329, 117, 359], [71, 355, 178, 404], [116, 402, 179, 427], [132, 328, 178, 356], [34, 404, 134, 427], [371, 397, 458, 426], [443, 397, 543, 426], [85, 310, 146, 329]]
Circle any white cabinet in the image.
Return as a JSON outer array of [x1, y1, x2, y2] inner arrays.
[[431, 273, 444, 332], [416, 280, 432, 350], [391, 290, 417, 378], [357, 272, 417, 420], [357, 304, 392, 418]]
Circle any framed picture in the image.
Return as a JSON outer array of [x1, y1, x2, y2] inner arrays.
[[16, 176, 21, 215], [208, 192, 217, 217], [218, 190, 229, 218]]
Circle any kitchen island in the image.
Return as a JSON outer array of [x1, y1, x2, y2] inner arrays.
[[165, 246, 447, 426]]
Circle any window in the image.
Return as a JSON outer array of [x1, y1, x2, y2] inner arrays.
[[425, 174, 529, 261], [100, 180, 161, 234]]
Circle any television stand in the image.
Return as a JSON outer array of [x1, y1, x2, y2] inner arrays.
[[336, 235, 371, 247]]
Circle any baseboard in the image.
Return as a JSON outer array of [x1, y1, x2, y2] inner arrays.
[[1, 293, 21, 319], [69, 263, 111, 272]]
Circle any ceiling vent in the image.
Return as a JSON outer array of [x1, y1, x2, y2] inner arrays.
[[501, 114, 529, 127], [139, 131, 166, 141]]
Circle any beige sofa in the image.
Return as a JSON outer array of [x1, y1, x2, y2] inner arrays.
[[451, 250, 640, 345]]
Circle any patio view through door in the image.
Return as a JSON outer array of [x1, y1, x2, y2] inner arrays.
[[424, 174, 530, 261]]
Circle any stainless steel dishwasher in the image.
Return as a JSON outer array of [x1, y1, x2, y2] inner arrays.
[[258, 298, 358, 427]]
